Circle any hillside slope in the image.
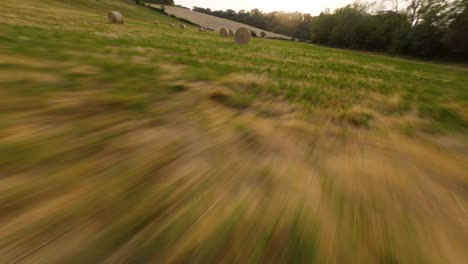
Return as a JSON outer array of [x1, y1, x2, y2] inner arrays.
[[0, 0, 467, 263], [154, 4, 292, 39]]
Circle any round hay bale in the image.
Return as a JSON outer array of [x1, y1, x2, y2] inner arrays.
[[170, 23, 175, 28], [228, 29, 235, 37], [179, 24, 186, 30], [154, 20, 160, 25], [261, 31, 266, 38], [219, 28, 229, 37], [234, 27, 252, 45], [108, 11, 124, 24]]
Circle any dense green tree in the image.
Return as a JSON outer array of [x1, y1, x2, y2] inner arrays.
[[445, 0, 468, 58], [308, 0, 467, 61], [310, 13, 336, 44]]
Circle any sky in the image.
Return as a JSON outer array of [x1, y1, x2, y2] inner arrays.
[[175, 0, 357, 15]]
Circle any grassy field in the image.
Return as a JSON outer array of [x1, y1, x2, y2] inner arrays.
[[0, 0, 467, 263]]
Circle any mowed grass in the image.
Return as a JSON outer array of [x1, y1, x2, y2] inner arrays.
[[0, 0, 467, 263]]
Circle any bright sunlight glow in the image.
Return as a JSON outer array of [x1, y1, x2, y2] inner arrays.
[[176, 0, 357, 15]]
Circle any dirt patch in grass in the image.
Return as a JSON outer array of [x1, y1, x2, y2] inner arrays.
[[0, 54, 63, 68], [210, 88, 253, 110], [67, 65, 100, 75], [0, 70, 63, 83]]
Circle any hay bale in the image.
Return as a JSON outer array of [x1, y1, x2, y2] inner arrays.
[[154, 20, 160, 25], [219, 28, 229, 37], [229, 29, 235, 37], [108, 11, 124, 24], [234, 27, 252, 45], [261, 31, 266, 38], [179, 24, 186, 30], [170, 23, 175, 28]]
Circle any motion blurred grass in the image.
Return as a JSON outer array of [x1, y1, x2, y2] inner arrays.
[[0, 0, 467, 263]]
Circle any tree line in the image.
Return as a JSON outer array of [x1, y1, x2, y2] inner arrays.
[[310, 0, 468, 60], [193, 0, 468, 61]]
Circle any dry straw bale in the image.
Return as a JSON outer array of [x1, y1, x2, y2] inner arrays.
[[108, 11, 124, 24], [261, 31, 266, 38], [219, 28, 229, 37], [229, 29, 235, 37], [179, 24, 186, 30], [234, 27, 252, 45]]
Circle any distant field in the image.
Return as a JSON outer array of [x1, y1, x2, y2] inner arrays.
[[150, 4, 292, 39], [0, 0, 467, 263]]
